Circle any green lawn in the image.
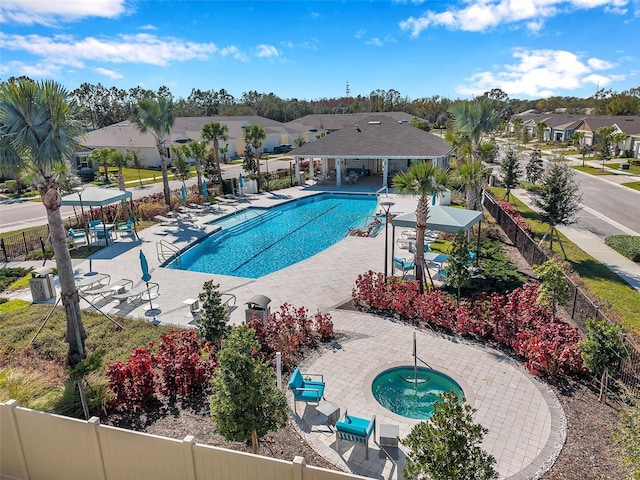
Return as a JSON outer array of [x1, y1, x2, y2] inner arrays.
[[572, 165, 617, 175], [622, 182, 640, 192], [608, 163, 640, 175], [490, 187, 640, 336]]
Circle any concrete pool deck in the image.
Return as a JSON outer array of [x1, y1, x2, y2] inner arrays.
[[8, 184, 565, 479]]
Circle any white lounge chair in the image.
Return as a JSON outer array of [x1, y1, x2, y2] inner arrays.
[[154, 215, 178, 226], [113, 282, 159, 305], [80, 278, 134, 301]]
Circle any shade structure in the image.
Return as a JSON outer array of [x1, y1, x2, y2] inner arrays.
[[391, 205, 483, 233], [181, 184, 187, 204], [60, 188, 132, 207]]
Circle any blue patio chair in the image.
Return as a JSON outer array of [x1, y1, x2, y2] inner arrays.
[[117, 219, 134, 237], [288, 368, 325, 415], [335, 409, 376, 459], [68, 228, 86, 246], [393, 256, 415, 278], [89, 220, 104, 229]]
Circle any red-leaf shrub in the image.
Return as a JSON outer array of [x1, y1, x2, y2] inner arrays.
[[248, 303, 335, 371], [352, 273, 584, 378], [496, 199, 534, 237], [106, 346, 155, 409], [154, 330, 217, 396]]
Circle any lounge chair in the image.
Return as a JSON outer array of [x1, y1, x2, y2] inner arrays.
[[335, 409, 376, 460], [214, 196, 238, 205], [154, 215, 178, 226], [113, 282, 159, 305], [393, 256, 415, 278], [288, 368, 325, 415], [75, 273, 111, 292], [80, 278, 134, 301]]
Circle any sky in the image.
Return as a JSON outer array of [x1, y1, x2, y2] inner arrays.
[[1, 0, 639, 102]]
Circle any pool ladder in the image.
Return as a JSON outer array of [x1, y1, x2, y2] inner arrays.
[[156, 240, 180, 267]]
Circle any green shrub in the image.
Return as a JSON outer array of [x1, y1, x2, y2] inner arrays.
[[605, 235, 640, 262], [26, 245, 54, 261], [138, 202, 169, 221], [0, 299, 31, 314], [0, 267, 31, 291], [0, 367, 63, 411], [4, 180, 18, 193]]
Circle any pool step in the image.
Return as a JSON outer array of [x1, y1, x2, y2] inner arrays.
[[213, 209, 282, 241]]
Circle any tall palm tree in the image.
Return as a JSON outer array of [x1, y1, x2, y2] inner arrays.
[[393, 162, 450, 293], [186, 140, 207, 195], [243, 124, 266, 191], [448, 98, 500, 163], [132, 97, 174, 206], [536, 121, 549, 145], [0, 79, 87, 367], [109, 150, 130, 220], [201, 122, 228, 184], [455, 160, 491, 210], [447, 98, 499, 211]]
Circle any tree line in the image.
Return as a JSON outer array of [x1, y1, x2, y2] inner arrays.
[[5, 76, 638, 130]]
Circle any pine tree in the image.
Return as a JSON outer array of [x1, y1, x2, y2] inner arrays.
[[500, 148, 522, 200], [445, 230, 472, 304], [210, 325, 289, 454], [197, 280, 230, 348], [533, 259, 571, 322], [533, 162, 581, 256]]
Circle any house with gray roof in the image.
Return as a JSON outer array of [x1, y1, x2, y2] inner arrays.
[[512, 113, 640, 157], [76, 116, 321, 171], [291, 115, 452, 188]]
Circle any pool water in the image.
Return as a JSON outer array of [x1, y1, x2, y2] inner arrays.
[[170, 193, 377, 278], [371, 366, 465, 420]]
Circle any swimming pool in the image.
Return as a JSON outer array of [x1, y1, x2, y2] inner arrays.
[[169, 193, 378, 278]]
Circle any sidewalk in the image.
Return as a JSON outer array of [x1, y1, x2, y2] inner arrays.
[[511, 188, 640, 292]]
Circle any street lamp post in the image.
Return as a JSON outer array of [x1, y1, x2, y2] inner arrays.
[[73, 186, 90, 247], [380, 201, 395, 278]]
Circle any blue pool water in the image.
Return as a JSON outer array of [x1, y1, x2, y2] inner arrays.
[[169, 193, 377, 278], [371, 366, 465, 420]]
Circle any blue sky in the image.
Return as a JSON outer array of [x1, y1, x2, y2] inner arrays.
[[1, 0, 639, 102]]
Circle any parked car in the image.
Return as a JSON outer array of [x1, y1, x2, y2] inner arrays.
[[273, 144, 292, 154]]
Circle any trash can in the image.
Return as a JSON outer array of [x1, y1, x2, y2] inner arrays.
[[245, 294, 271, 325], [29, 267, 56, 303], [298, 173, 306, 186]]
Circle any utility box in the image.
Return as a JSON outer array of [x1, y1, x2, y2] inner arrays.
[[245, 294, 271, 325], [29, 267, 56, 303]]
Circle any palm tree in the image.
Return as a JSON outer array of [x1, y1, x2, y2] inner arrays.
[[0, 79, 87, 367], [611, 132, 629, 157], [109, 150, 131, 220], [536, 121, 549, 145], [455, 160, 491, 210], [186, 140, 207, 196], [243, 124, 266, 191], [132, 97, 174, 206], [447, 97, 500, 164], [90, 147, 114, 183], [129, 149, 145, 187], [201, 122, 228, 184], [393, 161, 450, 293]]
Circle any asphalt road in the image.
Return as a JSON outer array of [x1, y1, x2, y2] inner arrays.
[[0, 162, 250, 234]]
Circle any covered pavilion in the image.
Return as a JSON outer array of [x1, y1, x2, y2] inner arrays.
[[291, 115, 452, 188]]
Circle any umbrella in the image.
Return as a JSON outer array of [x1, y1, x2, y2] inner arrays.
[[139, 250, 154, 310], [239, 173, 244, 195], [181, 184, 187, 204], [202, 180, 208, 199]]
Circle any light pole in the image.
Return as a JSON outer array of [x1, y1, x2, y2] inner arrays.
[[380, 201, 395, 278], [73, 186, 90, 247]]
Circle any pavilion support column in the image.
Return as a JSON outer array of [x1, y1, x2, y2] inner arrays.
[[336, 158, 342, 187], [382, 158, 389, 189], [294, 157, 300, 183]]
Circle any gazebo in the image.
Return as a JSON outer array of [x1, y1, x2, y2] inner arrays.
[[390, 205, 484, 276], [60, 188, 135, 246]]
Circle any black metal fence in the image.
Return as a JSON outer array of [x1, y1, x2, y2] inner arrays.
[[483, 191, 640, 397], [0, 224, 52, 262]]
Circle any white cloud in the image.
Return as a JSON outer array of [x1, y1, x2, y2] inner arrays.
[[256, 44, 279, 58], [0, 0, 128, 25], [365, 37, 383, 47], [456, 48, 623, 98], [399, 0, 628, 36], [220, 46, 249, 62], [94, 67, 123, 79], [0, 59, 61, 78], [0, 32, 222, 67], [139, 24, 158, 31]]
